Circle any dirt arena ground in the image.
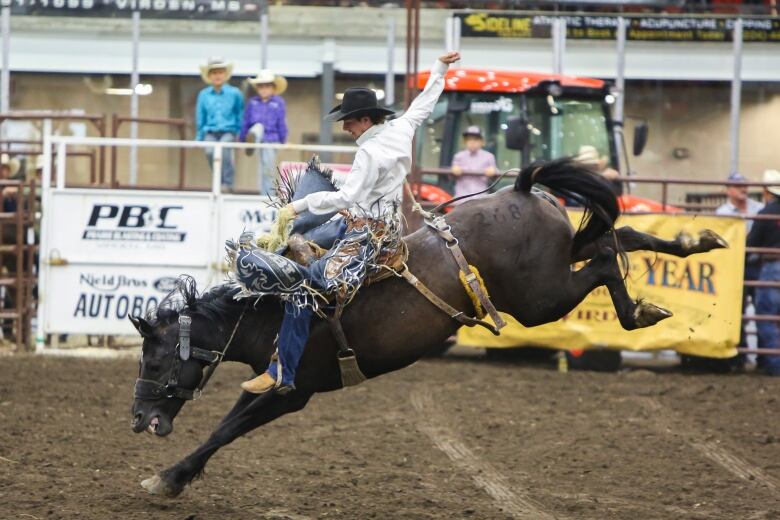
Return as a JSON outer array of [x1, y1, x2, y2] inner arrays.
[[1, 352, 780, 520]]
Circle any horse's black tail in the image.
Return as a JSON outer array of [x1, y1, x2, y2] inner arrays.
[[515, 158, 620, 255]]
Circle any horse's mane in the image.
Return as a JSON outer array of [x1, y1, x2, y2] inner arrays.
[[148, 275, 248, 327]]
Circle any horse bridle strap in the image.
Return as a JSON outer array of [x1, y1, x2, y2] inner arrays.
[[134, 307, 247, 401]]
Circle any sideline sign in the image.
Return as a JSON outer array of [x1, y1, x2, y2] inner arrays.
[[456, 12, 780, 43], [458, 214, 745, 358]]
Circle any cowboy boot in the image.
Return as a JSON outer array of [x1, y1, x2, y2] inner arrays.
[[287, 233, 317, 266], [240, 372, 277, 394]]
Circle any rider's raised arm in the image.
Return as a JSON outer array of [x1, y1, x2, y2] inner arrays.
[[397, 59, 449, 132], [291, 148, 379, 215]]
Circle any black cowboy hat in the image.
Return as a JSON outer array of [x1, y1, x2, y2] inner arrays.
[[325, 87, 395, 122]]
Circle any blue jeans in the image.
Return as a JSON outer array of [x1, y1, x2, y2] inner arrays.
[[204, 132, 236, 188], [260, 222, 380, 388], [235, 220, 386, 388], [258, 147, 278, 195], [755, 260, 780, 375], [267, 303, 314, 387]]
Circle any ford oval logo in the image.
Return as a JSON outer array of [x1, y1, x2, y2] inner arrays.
[[153, 277, 178, 293]]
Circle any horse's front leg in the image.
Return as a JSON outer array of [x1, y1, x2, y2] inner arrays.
[[141, 390, 313, 497]]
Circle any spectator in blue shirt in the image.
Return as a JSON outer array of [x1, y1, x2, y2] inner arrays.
[[196, 57, 244, 191], [240, 70, 289, 195]]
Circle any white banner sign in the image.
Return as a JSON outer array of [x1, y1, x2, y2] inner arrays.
[[44, 264, 211, 335], [41, 189, 278, 335], [46, 189, 215, 266]]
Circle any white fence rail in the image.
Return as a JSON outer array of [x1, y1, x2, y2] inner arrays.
[[36, 134, 357, 350]]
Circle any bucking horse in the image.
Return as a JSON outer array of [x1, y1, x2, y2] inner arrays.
[[130, 158, 727, 497]]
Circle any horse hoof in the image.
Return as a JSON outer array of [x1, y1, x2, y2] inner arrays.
[[676, 231, 695, 251], [698, 229, 728, 250], [141, 474, 181, 497], [634, 300, 673, 328]]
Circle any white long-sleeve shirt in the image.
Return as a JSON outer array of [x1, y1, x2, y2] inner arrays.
[[292, 59, 449, 219]]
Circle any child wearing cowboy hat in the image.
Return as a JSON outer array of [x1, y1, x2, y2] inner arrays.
[[196, 57, 244, 191], [239, 70, 289, 195], [451, 125, 497, 200]]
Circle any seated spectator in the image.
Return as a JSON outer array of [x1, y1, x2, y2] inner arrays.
[[716, 172, 764, 232], [196, 57, 244, 192], [747, 168, 780, 377], [240, 70, 289, 195], [576, 145, 622, 195], [451, 126, 496, 199]]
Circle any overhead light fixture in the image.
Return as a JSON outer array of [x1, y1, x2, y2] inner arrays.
[[134, 83, 153, 95]]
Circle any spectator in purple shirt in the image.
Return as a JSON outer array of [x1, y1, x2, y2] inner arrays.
[[451, 126, 497, 199], [240, 70, 289, 194]]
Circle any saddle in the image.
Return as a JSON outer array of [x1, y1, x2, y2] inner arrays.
[[285, 228, 408, 287]]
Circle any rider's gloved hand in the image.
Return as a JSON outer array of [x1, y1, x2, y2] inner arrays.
[[439, 51, 460, 65]]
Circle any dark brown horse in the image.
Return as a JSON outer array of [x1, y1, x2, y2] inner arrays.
[[130, 159, 726, 496]]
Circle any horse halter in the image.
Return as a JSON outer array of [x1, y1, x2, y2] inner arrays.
[[133, 309, 245, 401]]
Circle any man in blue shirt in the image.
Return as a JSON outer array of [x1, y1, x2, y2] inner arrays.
[[747, 169, 780, 376], [196, 57, 244, 191]]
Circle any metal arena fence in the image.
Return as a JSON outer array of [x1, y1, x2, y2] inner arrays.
[[3, 131, 777, 357]]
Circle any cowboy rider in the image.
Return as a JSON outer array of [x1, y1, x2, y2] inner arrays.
[[240, 50, 461, 394]]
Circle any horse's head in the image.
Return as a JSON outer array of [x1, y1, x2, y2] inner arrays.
[[129, 310, 214, 436], [129, 279, 238, 437]]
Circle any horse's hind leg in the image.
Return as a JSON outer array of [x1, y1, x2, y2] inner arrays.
[[592, 246, 673, 330], [573, 225, 728, 262], [141, 390, 313, 497], [523, 246, 671, 330]]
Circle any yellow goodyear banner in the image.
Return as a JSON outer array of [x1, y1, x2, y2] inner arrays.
[[458, 214, 745, 358]]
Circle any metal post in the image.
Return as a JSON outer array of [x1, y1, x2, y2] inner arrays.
[[56, 141, 66, 190], [41, 119, 52, 190], [320, 38, 335, 161], [614, 17, 627, 174], [730, 18, 743, 175], [445, 16, 453, 51], [1, 6, 10, 139], [385, 15, 396, 107], [35, 119, 52, 353], [259, 0, 269, 69], [404, 0, 420, 110], [212, 144, 223, 195], [129, 10, 141, 185], [552, 18, 566, 74], [453, 15, 461, 54]]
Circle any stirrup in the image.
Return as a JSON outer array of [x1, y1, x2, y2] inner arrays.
[[276, 383, 296, 395]]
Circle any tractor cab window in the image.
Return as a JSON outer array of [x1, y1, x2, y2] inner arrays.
[[416, 91, 522, 189], [525, 95, 613, 166], [447, 93, 522, 172]]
